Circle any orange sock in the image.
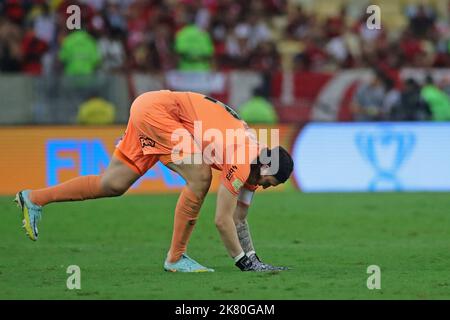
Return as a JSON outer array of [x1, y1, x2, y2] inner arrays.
[[167, 187, 203, 263], [30, 175, 104, 206]]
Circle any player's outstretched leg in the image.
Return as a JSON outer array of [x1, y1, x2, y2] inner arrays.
[[14, 154, 141, 241], [163, 162, 214, 272]]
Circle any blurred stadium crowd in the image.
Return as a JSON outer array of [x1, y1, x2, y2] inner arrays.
[[1, 0, 450, 123], [3, 0, 450, 73]]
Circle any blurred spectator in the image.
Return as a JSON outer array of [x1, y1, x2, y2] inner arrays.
[[240, 87, 278, 124], [294, 35, 328, 71], [209, 5, 236, 68], [32, 2, 55, 45], [390, 78, 430, 121], [248, 41, 280, 95], [225, 11, 272, 68], [125, 0, 151, 54], [242, 12, 271, 52], [249, 40, 280, 70], [406, 4, 436, 39], [225, 23, 252, 67], [342, 24, 363, 67], [77, 94, 116, 125], [26, 2, 57, 75], [98, 28, 125, 72], [21, 25, 48, 75], [59, 29, 101, 75], [147, 21, 176, 71], [3, 0, 27, 25], [285, 4, 310, 40], [381, 78, 401, 118], [103, 0, 127, 35], [132, 42, 151, 71], [175, 22, 214, 71], [0, 16, 22, 72], [351, 71, 386, 121], [324, 6, 346, 39], [325, 33, 348, 68], [193, 0, 211, 31], [420, 75, 450, 121], [399, 29, 423, 66]]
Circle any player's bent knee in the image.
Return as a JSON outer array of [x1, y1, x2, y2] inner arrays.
[[100, 178, 128, 197], [188, 170, 212, 199]]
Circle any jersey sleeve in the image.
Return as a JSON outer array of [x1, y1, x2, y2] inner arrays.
[[221, 162, 251, 196]]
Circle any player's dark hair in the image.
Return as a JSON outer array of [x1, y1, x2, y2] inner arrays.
[[252, 146, 294, 183], [272, 146, 294, 183]]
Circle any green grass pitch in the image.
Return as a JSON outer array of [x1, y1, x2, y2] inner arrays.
[[0, 192, 449, 299]]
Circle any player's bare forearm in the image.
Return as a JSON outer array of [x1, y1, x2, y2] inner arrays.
[[217, 216, 242, 258], [215, 184, 244, 258], [234, 203, 255, 253], [233, 196, 289, 271]]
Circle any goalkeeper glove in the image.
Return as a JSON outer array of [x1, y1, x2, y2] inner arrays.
[[249, 253, 290, 271], [235, 255, 271, 271]]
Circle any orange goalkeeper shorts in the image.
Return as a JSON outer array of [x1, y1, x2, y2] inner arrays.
[[115, 90, 199, 175]]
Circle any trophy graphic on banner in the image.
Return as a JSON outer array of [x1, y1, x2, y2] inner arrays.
[[355, 130, 416, 191]]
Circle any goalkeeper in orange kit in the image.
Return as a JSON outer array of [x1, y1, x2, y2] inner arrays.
[[16, 90, 294, 272]]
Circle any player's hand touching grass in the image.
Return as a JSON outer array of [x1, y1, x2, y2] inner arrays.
[[248, 253, 290, 271], [234, 195, 290, 271]]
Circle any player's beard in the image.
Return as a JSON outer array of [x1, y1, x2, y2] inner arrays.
[[247, 163, 262, 185]]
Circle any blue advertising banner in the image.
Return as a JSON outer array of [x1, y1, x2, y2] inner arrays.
[[292, 123, 450, 192]]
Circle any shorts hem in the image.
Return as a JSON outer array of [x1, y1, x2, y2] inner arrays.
[[114, 148, 143, 175]]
